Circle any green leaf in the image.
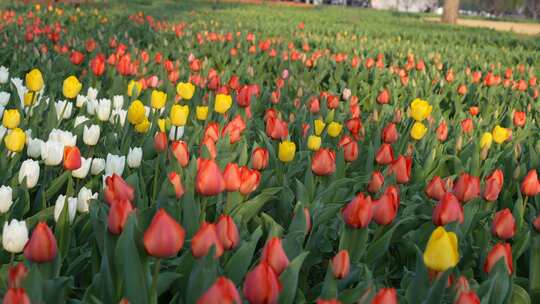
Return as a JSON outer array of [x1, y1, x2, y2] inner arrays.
[[185, 247, 219, 304], [339, 226, 368, 263], [224, 227, 263, 284], [230, 187, 281, 223], [278, 252, 309, 304], [511, 284, 531, 304], [365, 218, 407, 264]]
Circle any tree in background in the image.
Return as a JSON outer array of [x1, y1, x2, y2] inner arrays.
[[442, 0, 460, 23]]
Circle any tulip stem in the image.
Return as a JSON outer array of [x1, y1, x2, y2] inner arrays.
[[151, 153, 161, 204], [150, 259, 161, 304], [9, 253, 14, 266]]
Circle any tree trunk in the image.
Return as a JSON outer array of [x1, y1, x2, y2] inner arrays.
[[441, 0, 460, 24]]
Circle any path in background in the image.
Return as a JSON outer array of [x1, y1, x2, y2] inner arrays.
[[425, 17, 540, 35]]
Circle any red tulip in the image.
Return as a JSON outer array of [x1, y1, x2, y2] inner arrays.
[[222, 115, 246, 144], [191, 222, 223, 258], [251, 147, 269, 170], [375, 143, 394, 165], [491, 209, 515, 240], [455, 291, 480, 304], [168, 172, 184, 199], [331, 250, 350, 279], [457, 84, 468, 96], [311, 148, 336, 176], [204, 123, 220, 142], [372, 186, 399, 225], [143, 209, 185, 258], [346, 118, 361, 135], [303, 208, 312, 232], [437, 121, 448, 142], [326, 95, 339, 109], [196, 159, 226, 196], [171, 140, 189, 167], [216, 215, 240, 250], [432, 193, 464, 226], [104, 174, 135, 205], [23, 222, 57, 263], [371, 288, 398, 304], [243, 262, 282, 304], [70, 51, 85, 65], [453, 173, 480, 203], [452, 275, 470, 299], [382, 123, 399, 144], [197, 276, 241, 304], [223, 163, 241, 192], [309, 97, 320, 113], [377, 89, 390, 104], [261, 237, 289, 275], [63, 146, 81, 171], [425, 176, 447, 201], [342, 193, 373, 229], [90, 54, 106, 76], [534, 214, 540, 232], [236, 85, 253, 108], [2, 288, 30, 304], [483, 169, 504, 202], [390, 155, 412, 184], [461, 118, 474, 134], [201, 137, 217, 159], [239, 166, 261, 195], [513, 111, 526, 127], [154, 132, 168, 152], [339, 135, 358, 162], [108, 199, 134, 235], [484, 243, 513, 275], [8, 263, 27, 289], [266, 117, 288, 140], [521, 169, 540, 196], [367, 171, 384, 193]]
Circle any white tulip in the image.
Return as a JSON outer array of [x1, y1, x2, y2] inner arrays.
[[96, 98, 111, 122], [41, 140, 64, 166], [113, 95, 124, 110], [127, 147, 142, 168], [87, 87, 98, 101], [0, 66, 9, 84], [0, 105, 4, 119], [86, 99, 98, 116], [91, 158, 105, 175], [0, 91, 10, 106], [0, 185, 13, 213], [83, 125, 100, 146], [0, 126, 5, 142], [27, 138, 43, 159], [110, 109, 127, 127], [74, 115, 89, 128], [49, 129, 77, 146], [105, 154, 125, 176], [18, 159, 40, 188], [169, 126, 185, 141], [76, 94, 87, 108], [55, 100, 73, 120], [72, 157, 92, 179], [54, 195, 77, 223], [144, 106, 151, 118], [77, 187, 97, 213], [2, 220, 28, 253]]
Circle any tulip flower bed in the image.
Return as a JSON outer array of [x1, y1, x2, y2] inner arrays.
[[1, 1, 540, 303]]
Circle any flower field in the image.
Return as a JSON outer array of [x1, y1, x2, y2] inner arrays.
[[0, 1, 540, 303]]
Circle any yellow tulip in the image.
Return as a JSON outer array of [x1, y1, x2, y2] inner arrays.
[[196, 106, 209, 120], [4, 128, 26, 152], [25, 69, 44, 92], [423, 226, 459, 272], [24, 92, 37, 107], [176, 82, 195, 100], [2, 109, 21, 129], [62, 75, 82, 99], [134, 118, 150, 133], [158, 119, 166, 132], [307, 135, 321, 151], [151, 90, 167, 109], [480, 132, 493, 149], [127, 100, 146, 125], [127, 80, 142, 97], [410, 121, 427, 140], [492, 125, 510, 144], [314, 119, 326, 136], [214, 94, 232, 114], [327, 122, 342, 138], [278, 140, 296, 162], [410, 98, 432, 121], [170, 104, 189, 126]]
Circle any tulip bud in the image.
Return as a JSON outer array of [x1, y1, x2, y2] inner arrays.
[[339, 136, 358, 162], [331, 250, 350, 279], [24, 222, 57, 263], [278, 140, 296, 162], [367, 171, 384, 193], [390, 155, 412, 184], [2, 220, 28, 253], [251, 147, 269, 170], [54, 195, 77, 224], [77, 187, 97, 213], [91, 158, 105, 175], [8, 263, 28, 289], [342, 193, 372, 228], [262, 237, 289, 275], [455, 291, 480, 304], [381, 123, 399, 144], [18, 159, 40, 189], [372, 288, 398, 304], [63, 75, 82, 99], [534, 214, 540, 232], [108, 200, 134, 235], [196, 158, 226, 196], [372, 186, 399, 225], [83, 125, 100, 146], [239, 166, 261, 195], [3, 288, 31, 304], [311, 148, 336, 176], [243, 262, 282, 304], [432, 193, 464, 226], [191, 222, 223, 258], [171, 141, 189, 167], [423, 226, 459, 272], [223, 163, 241, 192], [521, 169, 540, 196], [0, 185, 13, 213], [143, 209, 185, 258], [154, 131, 168, 152], [484, 243, 513, 275], [491, 209, 516, 240], [425, 176, 447, 200], [453, 173, 480, 203], [216, 215, 240, 250], [375, 143, 394, 165], [126, 147, 142, 168], [197, 277, 241, 304], [483, 169, 504, 202], [64, 146, 82, 171], [104, 174, 135, 205]]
